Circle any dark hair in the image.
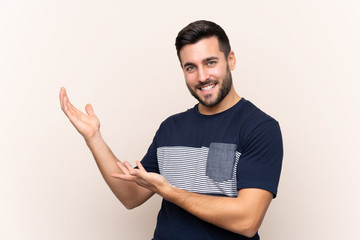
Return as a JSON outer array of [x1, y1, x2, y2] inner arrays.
[[175, 20, 231, 61]]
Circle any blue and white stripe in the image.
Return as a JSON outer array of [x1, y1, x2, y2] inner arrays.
[[157, 146, 241, 197]]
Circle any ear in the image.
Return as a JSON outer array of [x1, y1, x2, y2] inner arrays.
[[228, 50, 236, 71]]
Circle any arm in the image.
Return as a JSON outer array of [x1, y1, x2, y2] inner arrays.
[[165, 188, 272, 237], [59, 87, 154, 209], [113, 161, 273, 237]]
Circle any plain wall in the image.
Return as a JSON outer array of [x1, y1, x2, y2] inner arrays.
[[1, 0, 359, 239]]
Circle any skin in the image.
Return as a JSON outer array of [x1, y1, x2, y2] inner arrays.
[[112, 161, 272, 237], [59, 87, 154, 209], [181, 36, 241, 115], [59, 36, 273, 237]]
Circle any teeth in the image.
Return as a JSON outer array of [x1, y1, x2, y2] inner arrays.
[[201, 84, 215, 91]]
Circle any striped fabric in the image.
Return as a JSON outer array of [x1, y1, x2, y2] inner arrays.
[[157, 146, 241, 197]]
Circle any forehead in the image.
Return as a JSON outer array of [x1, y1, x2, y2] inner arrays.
[[179, 36, 225, 65]]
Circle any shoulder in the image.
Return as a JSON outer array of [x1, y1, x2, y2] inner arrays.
[[239, 99, 280, 131], [159, 106, 196, 129], [152, 106, 197, 147], [236, 99, 282, 149]]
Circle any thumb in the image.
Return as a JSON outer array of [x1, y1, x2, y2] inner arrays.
[[85, 104, 95, 116]]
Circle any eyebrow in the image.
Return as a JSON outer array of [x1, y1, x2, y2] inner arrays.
[[183, 56, 219, 68]]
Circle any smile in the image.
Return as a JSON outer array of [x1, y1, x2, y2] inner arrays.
[[200, 84, 216, 91]]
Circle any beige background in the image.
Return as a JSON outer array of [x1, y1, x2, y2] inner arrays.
[[1, 0, 359, 239]]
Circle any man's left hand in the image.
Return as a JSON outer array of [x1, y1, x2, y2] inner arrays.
[[111, 161, 172, 196]]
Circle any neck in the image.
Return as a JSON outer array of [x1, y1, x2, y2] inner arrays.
[[198, 87, 241, 115]]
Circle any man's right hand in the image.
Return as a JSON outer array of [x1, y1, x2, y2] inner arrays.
[[59, 87, 100, 141], [59, 87, 154, 208]]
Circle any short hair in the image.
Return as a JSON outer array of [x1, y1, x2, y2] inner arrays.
[[175, 20, 231, 61]]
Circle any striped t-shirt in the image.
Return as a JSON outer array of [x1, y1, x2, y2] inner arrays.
[[141, 98, 283, 240]]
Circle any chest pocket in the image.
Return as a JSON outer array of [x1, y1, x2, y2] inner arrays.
[[206, 142, 237, 182]]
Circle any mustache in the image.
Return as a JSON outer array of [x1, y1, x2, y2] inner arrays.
[[195, 79, 218, 88]]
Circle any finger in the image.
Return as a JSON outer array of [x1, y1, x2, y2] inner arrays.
[[59, 87, 65, 109], [64, 94, 85, 119], [123, 161, 134, 169], [60, 87, 69, 112], [85, 104, 95, 117], [60, 88, 89, 120], [111, 173, 137, 181], [116, 161, 130, 175], [131, 168, 146, 179], [123, 161, 136, 175], [60, 89, 75, 118], [65, 95, 78, 114], [60, 88, 84, 118], [61, 89, 73, 114], [62, 97, 79, 121], [136, 161, 147, 172]]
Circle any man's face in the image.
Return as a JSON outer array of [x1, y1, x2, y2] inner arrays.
[[179, 36, 235, 107]]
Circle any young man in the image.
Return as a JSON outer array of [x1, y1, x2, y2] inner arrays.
[[60, 20, 283, 240]]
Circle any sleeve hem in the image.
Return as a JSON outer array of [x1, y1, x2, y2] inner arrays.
[[237, 182, 278, 198]]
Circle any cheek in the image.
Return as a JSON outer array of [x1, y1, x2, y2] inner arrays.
[[184, 73, 198, 86], [213, 66, 228, 79]]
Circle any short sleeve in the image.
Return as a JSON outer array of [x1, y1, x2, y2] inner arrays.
[[140, 131, 160, 174], [236, 119, 283, 198]]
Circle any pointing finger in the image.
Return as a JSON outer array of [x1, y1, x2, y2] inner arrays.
[[136, 161, 147, 172]]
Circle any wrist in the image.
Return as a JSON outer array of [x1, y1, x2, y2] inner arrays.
[[161, 184, 180, 202], [84, 130, 102, 145]]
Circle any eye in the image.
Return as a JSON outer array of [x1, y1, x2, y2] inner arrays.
[[207, 61, 216, 66], [186, 65, 196, 72]]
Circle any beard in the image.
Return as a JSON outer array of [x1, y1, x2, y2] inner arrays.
[[187, 65, 233, 107]]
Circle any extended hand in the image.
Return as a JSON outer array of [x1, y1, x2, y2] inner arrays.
[[59, 87, 100, 140], [111, 161, 172, 195]]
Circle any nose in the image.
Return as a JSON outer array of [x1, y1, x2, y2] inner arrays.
[[198, 67, 209, 82]]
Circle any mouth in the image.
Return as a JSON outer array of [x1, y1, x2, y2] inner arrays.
[[198, 83, 217, 92]]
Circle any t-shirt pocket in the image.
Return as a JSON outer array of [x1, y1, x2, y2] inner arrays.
[[206, 142, 237, 182]]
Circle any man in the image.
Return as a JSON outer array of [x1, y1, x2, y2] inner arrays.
[[60, 20, 283, 240]]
